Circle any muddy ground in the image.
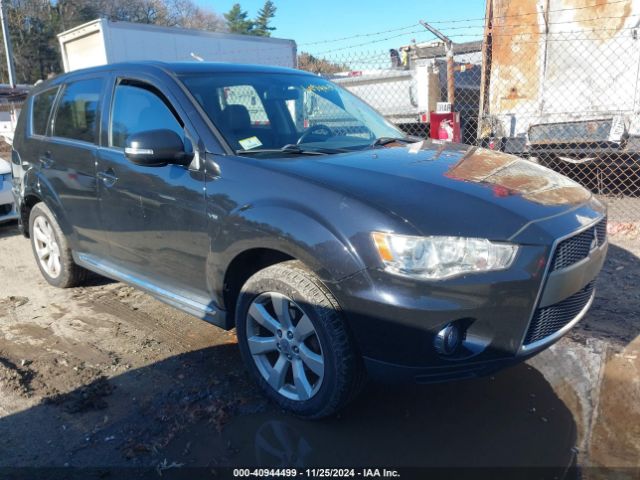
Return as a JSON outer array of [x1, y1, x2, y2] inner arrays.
[[0, 220, 638, 477]]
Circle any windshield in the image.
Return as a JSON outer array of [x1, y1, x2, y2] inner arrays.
[[180, 72, 404, 154]]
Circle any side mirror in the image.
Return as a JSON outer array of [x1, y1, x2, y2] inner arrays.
[[124, 129, 194, 167]]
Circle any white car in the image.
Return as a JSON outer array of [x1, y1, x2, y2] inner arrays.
[[0, 157, 18, 223]]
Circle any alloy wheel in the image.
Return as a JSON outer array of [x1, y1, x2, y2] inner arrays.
[[246, 292, 325, 401], [32, 215, 62, 279]]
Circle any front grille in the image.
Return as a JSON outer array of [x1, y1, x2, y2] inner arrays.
[[551, 218, 607, 271], [0, 203, 12, 216], [524, 281, 595, 345]]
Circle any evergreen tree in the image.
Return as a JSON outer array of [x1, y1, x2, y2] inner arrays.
[[253, 1, 276, 37], [224, 3, 254, 35]]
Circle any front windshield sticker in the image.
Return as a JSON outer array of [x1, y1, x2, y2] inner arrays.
[[238, 136, 263, 150]]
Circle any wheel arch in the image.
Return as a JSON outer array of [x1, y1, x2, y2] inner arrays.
[[20, 169, 73, 239], [20, 192, 42, 237], [222, 247, 296, 326], [214, 203, 367, 326]]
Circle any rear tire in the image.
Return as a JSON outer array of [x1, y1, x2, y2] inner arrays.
[[29, 203, 88, 288], [236, 261, 365, 419]]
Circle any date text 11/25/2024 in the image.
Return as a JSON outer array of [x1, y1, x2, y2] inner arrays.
[[232, 468, 400, 477]]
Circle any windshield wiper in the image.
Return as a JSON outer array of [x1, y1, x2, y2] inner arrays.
[[236, 144, 351, 156], [370, 136, 415, 147]]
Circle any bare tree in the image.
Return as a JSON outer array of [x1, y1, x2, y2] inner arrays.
[[164, 0, 226, 31], [297, 52, 347, 75], [88, 0, 168, 24], [0, 0, 227, 84], [3, 0, 60, 83]]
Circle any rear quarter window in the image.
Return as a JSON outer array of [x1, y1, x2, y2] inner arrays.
[[52, 78, 103, 144], [31, 87, 59, 136]]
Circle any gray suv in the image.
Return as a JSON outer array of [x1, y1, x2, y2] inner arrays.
[[11, 62, 607, 418]]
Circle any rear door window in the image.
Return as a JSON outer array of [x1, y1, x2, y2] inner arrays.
[[52, 78, 103, 143], [109, 81, 184, 149], [31, 87, 59, 136]]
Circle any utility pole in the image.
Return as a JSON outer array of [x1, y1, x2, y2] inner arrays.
[[0, 0, 16, 88], [420, 20, 455, 105]]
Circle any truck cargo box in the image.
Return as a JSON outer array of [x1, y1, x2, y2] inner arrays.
[[57, 19, 297, 72], [479, 0, 640, 159]]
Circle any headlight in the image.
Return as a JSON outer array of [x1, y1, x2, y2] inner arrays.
[[371, 232, 518, 280]]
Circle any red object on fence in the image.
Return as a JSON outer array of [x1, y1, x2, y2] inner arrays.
[[429, 111, 461, 143]]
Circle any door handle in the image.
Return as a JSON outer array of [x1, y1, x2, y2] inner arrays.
[[39, 152, 53, 169], [97, 168, 118, 187]]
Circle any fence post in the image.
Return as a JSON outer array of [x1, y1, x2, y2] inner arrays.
[[0, 0, 16, 88], [419, 20, 455, 105]]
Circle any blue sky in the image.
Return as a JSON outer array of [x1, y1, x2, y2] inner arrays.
[[196, 1, 486, 57]]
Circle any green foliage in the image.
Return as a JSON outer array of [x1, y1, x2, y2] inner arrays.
[[224, 3, 254, 35], [253, 1, 276, 37], [223, 1, 277, 37]]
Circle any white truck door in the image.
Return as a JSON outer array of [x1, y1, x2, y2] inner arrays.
[[63, 32, 108, 71], [538, 0, 640, 139]]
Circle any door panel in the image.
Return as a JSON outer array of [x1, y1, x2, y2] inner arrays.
[[97, 148, 209, 292], [42, 139, 101, 253], [97, 79, 209, 296], [39, 78, 105, 256]]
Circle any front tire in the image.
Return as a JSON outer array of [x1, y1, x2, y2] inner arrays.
[[29, 203, 87, 288], [236, 261, 365, 419]]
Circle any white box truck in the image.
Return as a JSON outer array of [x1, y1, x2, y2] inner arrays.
[[479, 0, 640, 161], [57, 18, 297, 72]]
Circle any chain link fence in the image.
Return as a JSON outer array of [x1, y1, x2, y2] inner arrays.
[[300, 6, 640, 224]]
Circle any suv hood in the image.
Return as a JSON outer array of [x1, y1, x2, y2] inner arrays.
[[268, 140, 594, 240]]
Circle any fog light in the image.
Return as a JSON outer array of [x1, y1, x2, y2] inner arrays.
[[434, 323, 462, 356]]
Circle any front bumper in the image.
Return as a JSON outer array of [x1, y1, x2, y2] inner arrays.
[[0, 180, 17, 223], [330, 206, 607, 383]]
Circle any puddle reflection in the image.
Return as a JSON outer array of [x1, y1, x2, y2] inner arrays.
[[170, 363, 577, 470]]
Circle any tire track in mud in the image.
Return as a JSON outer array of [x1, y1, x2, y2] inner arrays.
[[77, 285, 229, 354]]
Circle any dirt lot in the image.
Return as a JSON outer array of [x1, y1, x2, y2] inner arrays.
[[0, 219, 638, 476]]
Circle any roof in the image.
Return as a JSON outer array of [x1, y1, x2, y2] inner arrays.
[[148, 61, 309, 76], [31, 61, 315, 94]]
